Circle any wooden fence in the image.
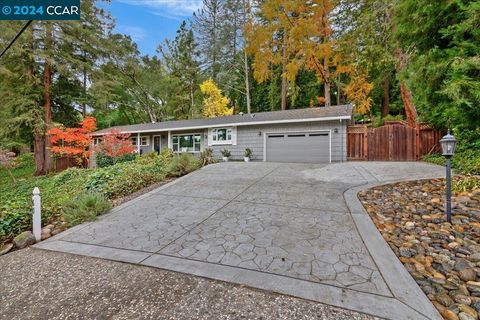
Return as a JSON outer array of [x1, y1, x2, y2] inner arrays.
[[347, 123, 443, 161], [54, 157, 88, 172]]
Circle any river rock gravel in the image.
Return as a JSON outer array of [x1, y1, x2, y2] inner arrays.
[[0, 248, 378, 320], [359, 178, 480, 320]]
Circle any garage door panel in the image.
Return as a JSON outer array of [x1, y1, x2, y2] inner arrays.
[[266, 132, 330, 163]]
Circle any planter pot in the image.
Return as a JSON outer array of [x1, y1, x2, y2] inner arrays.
[[222, 157, 229, 162], [244, 157, 250, 162]]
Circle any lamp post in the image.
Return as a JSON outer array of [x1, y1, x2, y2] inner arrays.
[[439, 130, 457, 223]]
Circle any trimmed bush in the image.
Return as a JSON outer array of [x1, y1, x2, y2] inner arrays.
[[96, 152, 114, 168], [117, 153, 137, 164], [166, 153, 200, 177], [62, 192, 111, 227]]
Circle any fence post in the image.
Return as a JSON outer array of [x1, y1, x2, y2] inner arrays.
[[363, 125, 368, 160], [32, 187, 41, 242], [415, 124, 421, 161]]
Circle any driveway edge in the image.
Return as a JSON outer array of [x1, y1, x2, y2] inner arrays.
[[344, 181, 443, 320]]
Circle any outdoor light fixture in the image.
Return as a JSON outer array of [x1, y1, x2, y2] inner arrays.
[[439, 130, 457, 223], [258, 131, 262, 136], [334, 128, 339, 134]]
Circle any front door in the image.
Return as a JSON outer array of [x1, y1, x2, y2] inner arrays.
[[153, 136, 161, 154]]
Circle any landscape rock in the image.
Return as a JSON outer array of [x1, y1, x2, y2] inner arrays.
[[436, 292, 455, 307], [13, 231, 36, 249], [458, 304, 478, 318], [459, 268, 477, 282], [0, 243, 13, 255], [458, 312, 475, 320], [359, 178, 480, 320]]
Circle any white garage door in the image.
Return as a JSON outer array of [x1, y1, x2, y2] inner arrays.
[[265, 131, 330, 163]]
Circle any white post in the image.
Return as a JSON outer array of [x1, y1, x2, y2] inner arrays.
[[137, 132, 141, 153], [167, 131, 172, 149], [32, 187, 41, 242]]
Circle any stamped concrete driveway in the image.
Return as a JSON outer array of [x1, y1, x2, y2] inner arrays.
[[37, 161, 445, 320]]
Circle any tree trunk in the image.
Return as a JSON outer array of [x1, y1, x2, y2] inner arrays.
[[82, 64, 87, 117], [244, 50, 251, 114], [43, 22, 53, 174], [34, 133, 45, 176], [281, 39, 287, 111], [381, 76, 390, 117], [26, 23, 45, 176], [190, 82, 195, 119], [395, 48, 418, 127], [400, 81, 418, 127], [324, 58, 331, 107], [243, 0, 252, 114], [336, 74, 341, 105]]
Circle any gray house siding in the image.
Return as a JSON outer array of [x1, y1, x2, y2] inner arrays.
[[207, 120, 347, 162], [131, 120, 347, 162]]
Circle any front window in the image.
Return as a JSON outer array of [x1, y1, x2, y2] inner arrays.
[[140, 136, 149, 146], [131, 137, 138, 146], [212, 128, 232, 144], [173, 134, 201, 153]]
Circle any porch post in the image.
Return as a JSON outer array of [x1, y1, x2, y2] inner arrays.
[[137, 132, 140, 153], [168, 131, 172, 149]]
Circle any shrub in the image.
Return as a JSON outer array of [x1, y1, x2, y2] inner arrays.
[[423, 151, 480, 175], [62, 192, 111, 227], [244, 148, 252, 158], [166, 153, 200, 177], [221, 149, 231, 157], [117, 153, 137, 164], [160, 147, 174, 161], [453, 175, 480, 193], [96, 152, 114, 168], [0, 151, 202, 243], [200, 148, 217, 166]]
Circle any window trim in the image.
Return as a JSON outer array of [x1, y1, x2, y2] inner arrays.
[[210, 127, 234, 145], [130, 136, 138, 146], [172, 133, 202, 153], [140, 136, 150, 146]]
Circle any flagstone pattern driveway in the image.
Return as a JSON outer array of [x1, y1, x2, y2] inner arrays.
[[37, 161, 446, 319]]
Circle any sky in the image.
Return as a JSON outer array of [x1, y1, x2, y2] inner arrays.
[[100, 0, 202, 56]]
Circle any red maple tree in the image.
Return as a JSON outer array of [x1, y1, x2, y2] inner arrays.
[[48, 117, 97, 162], [95, 129, 136, 160]]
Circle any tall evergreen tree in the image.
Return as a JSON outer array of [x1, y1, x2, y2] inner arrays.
[[159, 21, 202, 119]]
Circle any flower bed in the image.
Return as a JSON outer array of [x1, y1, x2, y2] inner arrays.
[[359, 179, 480, 320]]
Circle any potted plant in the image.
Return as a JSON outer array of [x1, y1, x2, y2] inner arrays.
[[221, 149, 231, 162], [244, 148, 252, 162]]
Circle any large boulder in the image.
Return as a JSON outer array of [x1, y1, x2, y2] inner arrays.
[[13, 231, 36, 249], [0, 243, 13, 256]]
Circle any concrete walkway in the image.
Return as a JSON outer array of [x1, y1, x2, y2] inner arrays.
[[36, 161, 445, 319]]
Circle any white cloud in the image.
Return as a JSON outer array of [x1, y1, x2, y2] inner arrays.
[[118, 25, 148, 42], [118, 0, 202, 18]]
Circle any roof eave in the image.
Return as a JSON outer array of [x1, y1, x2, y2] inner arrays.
[[92, 115, 352, 136]]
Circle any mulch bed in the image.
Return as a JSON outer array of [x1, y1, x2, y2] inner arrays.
[[358, 179, 480, 320]]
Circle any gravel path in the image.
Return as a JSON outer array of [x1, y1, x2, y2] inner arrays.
[[0, 248, 378, 320]]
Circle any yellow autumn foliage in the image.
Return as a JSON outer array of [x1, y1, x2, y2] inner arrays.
[[200, 79, 233, 118], [343, 72, 374, 115]]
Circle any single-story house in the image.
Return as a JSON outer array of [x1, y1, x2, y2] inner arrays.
[[92, 104, 353, 163]]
